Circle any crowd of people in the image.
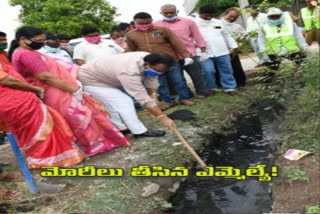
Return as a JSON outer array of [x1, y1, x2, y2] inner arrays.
[[0, 1, 318, 173]]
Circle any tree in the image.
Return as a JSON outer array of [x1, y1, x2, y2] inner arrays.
[[10, 0, 118, 38]]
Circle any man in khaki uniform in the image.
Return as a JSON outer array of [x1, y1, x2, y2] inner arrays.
[[300, 0, 320, 45]]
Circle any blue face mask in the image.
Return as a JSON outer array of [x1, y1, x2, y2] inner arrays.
[[163, 16, 178, 22], [143, 69, 162, 77], [44, 45, 59, 53], [267, 14, 285, 26]]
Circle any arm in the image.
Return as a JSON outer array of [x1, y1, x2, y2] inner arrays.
[[34, 72, 77, 93], [222, 28, 238, 53], [75, 59, 85, 66], [165, 28, 191, 58], [73, 44, 86, 65], [189, 20, 207, 52], [293, 23, 308, 49], [257, 29, 266, 54], [126, 34, 138, 52], [0, 72, 43, 94]]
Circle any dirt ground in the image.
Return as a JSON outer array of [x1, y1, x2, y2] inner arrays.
[[272, 154, 320, 214], [0, 54, 319, 213]]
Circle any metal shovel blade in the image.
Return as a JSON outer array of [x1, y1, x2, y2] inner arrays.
[[36, 181, 66, 194]]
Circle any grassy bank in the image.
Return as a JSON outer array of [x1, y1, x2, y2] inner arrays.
[[270, 55, 320, 214]]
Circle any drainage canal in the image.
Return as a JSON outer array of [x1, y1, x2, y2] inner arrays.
[[166, 101, 284, 214]]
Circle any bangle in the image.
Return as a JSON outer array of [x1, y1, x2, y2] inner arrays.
[[150, 92, 159, 96], [156, 114, 165, 119]]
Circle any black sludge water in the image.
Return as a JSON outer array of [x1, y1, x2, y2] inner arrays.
[[166, 101, 284, 214]]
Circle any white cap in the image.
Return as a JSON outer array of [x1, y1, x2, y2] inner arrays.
[[266, 7, 283, 16]]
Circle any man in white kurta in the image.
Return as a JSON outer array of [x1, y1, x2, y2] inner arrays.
[[78, 52, 176, 137]]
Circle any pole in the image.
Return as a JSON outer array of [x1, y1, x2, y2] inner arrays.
[[7, 133, 38, 193]]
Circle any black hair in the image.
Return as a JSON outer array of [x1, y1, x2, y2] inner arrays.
[[130, 21, 135, 26], [0, 31, 6, 37], [118, 23, 130, 31], [8, 26, 45, 62], [144, 53, 175, 68], [57, 34, 71, 41], [110, 27, 121, 35], [81, 26, 99, 36], [46, 32, 58, 40], [199, 4, 217, 14], [133, 12, 152, 20]]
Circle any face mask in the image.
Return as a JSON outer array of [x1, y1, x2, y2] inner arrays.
[[163, 16, 177, 22], [267, 15, 284, 26], [135, 23, 154, 31], [0, 44, 7, 51], [27, 40, 44, 50], [44, 45, 59, 53], [85, 36, 102, 44], [60, 42, 70, 48], [143, 69, 161, 77]]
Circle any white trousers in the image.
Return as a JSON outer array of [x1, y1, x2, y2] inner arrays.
[[84, 86, 147, 134]]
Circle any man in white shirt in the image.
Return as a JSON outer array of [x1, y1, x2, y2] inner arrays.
[[73, 26, 124, 65], [222, 7, 247, 90], [245, 5, 267, 66], [39, 33, 73, 63], [195, 4, 238, 96]]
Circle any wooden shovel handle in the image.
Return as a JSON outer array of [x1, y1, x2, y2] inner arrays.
[[172, 128, 207, 170]]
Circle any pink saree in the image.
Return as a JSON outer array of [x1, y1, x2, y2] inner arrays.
[[0, 60, 84, 169], [12, 49, 130, 156]]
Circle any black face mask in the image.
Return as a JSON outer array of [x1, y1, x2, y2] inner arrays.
[[26, 40, 44, 50]]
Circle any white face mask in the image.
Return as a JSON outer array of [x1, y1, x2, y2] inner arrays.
[[44, 45, 59, 53], [163, 16, 177, 22]]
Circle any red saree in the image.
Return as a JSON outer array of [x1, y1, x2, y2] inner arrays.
[[12, 49, 130, 156], [0, 61, 84, 169]]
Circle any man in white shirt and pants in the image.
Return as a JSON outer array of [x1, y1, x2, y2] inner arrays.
[[245, 5, 267, 66], [73, 26, 124, 65], [195, 4, 238, 96]]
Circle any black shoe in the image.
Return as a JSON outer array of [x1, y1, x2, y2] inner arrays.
[[134, 129, 166, 138], [120, 129, 131, 135], [135, 105, 145, 112]]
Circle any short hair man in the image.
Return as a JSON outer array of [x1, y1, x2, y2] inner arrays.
[[73, 26, 124, 65], [78, 52, 176, 137], [257, 8, 309, 70], [222, 7, 247, 89], [0, 31, 10, 65], [299, 0, 320, 45], [56, 34, 73, 57], [127, 12, 195, 110], [195, 5, 238, 96], [39, 32, 73, 63], [110, 28, 128, 49], [154, 4, 209, 98]]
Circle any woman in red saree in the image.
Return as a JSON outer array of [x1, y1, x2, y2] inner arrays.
[[9, 26, 130, 156], [0, 60, 84, 169]]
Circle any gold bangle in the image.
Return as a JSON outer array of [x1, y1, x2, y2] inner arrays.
[[156, 114, 165, 119]]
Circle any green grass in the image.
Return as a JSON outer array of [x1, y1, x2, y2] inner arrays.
[[277, 56, 320, 152]]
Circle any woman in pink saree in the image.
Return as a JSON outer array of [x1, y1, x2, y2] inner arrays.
[[9, 26, 130, 156], [0, 59, 84, 168]]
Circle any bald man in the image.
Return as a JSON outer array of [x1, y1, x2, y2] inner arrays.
[[154, 4, 210, 98]]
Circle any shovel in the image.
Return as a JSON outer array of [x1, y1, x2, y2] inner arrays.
[[172, 128, 207, 169], [7, 133, 65, 194]]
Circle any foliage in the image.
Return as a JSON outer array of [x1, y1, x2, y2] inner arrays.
[[195, 0, 239, 16], [307, 205, 320, 214], [250, 0, 294, 11], [283, 166, 309, 182], [9, 0, 117, 38], [194, 0, 295, 16]]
